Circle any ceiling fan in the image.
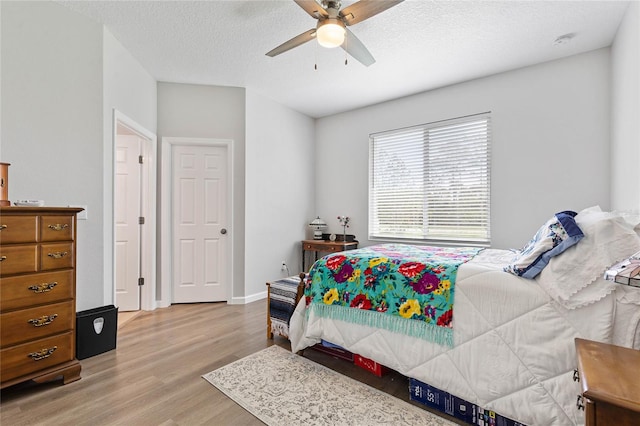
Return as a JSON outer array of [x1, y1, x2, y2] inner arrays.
[[266, 0, 404, 67]]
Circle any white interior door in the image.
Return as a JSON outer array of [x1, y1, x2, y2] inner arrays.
[[115, 134, 141, 311], [172, 145, 228, 303]]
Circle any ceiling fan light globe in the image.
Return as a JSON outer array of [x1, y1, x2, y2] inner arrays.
[[317, 20, 345, 48]]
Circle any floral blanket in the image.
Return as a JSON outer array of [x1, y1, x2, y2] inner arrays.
[[304, 244, 482, 346]]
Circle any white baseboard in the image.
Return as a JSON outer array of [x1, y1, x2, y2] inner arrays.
[[156, 299, 172, 309], [229, 290, 267, 305], [156, 293, 266, 307]]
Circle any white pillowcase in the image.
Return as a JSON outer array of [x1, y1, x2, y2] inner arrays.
[[536, 206, 640, 308], [613, 210, 640, 237]]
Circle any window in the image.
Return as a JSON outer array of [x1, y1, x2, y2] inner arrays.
[[369, 114, 491, 245]]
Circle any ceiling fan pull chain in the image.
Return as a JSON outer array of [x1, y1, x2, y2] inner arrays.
[[344, 35, 348, 66], [315, 40, 319, 71]]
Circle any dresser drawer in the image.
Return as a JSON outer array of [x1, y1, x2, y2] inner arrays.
[[0, 270, 74, 311], [40, 243, 74, 270], [1, 301, 74, 348], [0, 215, 38, 244], [0, 332, 74, 383], [0, 245, 38, 276], [41, 216, 74, 242]]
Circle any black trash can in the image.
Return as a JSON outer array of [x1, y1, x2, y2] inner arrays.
[[76, 305, 118, 360]]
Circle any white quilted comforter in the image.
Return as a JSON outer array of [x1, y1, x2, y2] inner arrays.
[[290, 249, 640, 426]]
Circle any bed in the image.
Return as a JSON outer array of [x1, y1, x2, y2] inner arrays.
[[290, 207, 640, 425]]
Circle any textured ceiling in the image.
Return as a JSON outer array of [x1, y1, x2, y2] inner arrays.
[[58, 0, 630, 118]]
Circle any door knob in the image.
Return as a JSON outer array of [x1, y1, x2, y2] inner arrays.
[[220, 228, 227, 235]]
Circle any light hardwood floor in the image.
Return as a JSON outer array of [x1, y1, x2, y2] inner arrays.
[[117, 310, 143, 329], [1, 301, 460, 426]]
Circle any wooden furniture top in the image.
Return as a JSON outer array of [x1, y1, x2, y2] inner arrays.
[[575, 338, 640, 413], [302, 239, 358, 249], [1, 206, 84, 214]]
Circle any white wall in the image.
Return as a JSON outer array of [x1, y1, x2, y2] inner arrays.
[[102, 28, 158, 306], [1, 1, 104, 311], [3, 1, 631, 308], [157, 82, 246, 299], [611, 1, 640, 213], [245, 90, 315, 298], [103, 29, 157, 134], [1, 2, 158, 311], [315, 49, 611, 250]]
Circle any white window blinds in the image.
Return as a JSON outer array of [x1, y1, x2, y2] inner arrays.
[[369, 114, 491, 245]]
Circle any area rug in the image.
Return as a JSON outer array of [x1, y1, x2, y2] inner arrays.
[[202, 345, 455, 426]]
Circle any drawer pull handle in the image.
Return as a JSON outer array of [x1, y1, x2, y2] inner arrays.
[[0, 256, 6, 262], [28, 314, 58, 327], [573, 368, 580, 382], [28, 346, 57, 361], [28, 282, 58, 293], [0, 224, 7, 230], [48, 224, 69, 231], [48, 252, 68, 259]]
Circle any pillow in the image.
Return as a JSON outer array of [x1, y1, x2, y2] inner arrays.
[[504, 211, 584, 279], [536, 207, 640, 306], [613, 210, 640, 237]]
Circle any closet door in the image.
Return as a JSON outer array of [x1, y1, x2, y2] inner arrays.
[[172, 145, 228, 303], [115, 135, 141, 311]]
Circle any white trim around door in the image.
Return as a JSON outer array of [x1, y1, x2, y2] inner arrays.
[[160, 137, 234, 308]]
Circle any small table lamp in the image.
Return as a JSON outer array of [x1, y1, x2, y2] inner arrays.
[[308, 216, 327, 240]]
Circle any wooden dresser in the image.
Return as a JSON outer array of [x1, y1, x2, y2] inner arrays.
[[575, 338, 640, 426], [1, 207, 82, 388]]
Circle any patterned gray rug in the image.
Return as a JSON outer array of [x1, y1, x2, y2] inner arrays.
[[202, 345, 455, 426]]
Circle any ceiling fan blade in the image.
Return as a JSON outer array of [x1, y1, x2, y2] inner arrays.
[[340, 0, 404, 26], [341, 28, 375, 66], [294, 0, 329, 20], [266, 29, 316, 57]]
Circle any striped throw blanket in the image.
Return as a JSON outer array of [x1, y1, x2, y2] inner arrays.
[[269, 276, 302, 338]]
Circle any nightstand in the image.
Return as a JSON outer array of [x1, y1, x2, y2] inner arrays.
[[301, 239, 358, 272], [575, 338, 640, 426]]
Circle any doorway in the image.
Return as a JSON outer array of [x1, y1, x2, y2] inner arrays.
[[113, 110, 157, 312], [160, 138, 233, 307]]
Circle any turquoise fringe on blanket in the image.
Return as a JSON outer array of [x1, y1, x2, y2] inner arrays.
[[307, 303, 454, 348]]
